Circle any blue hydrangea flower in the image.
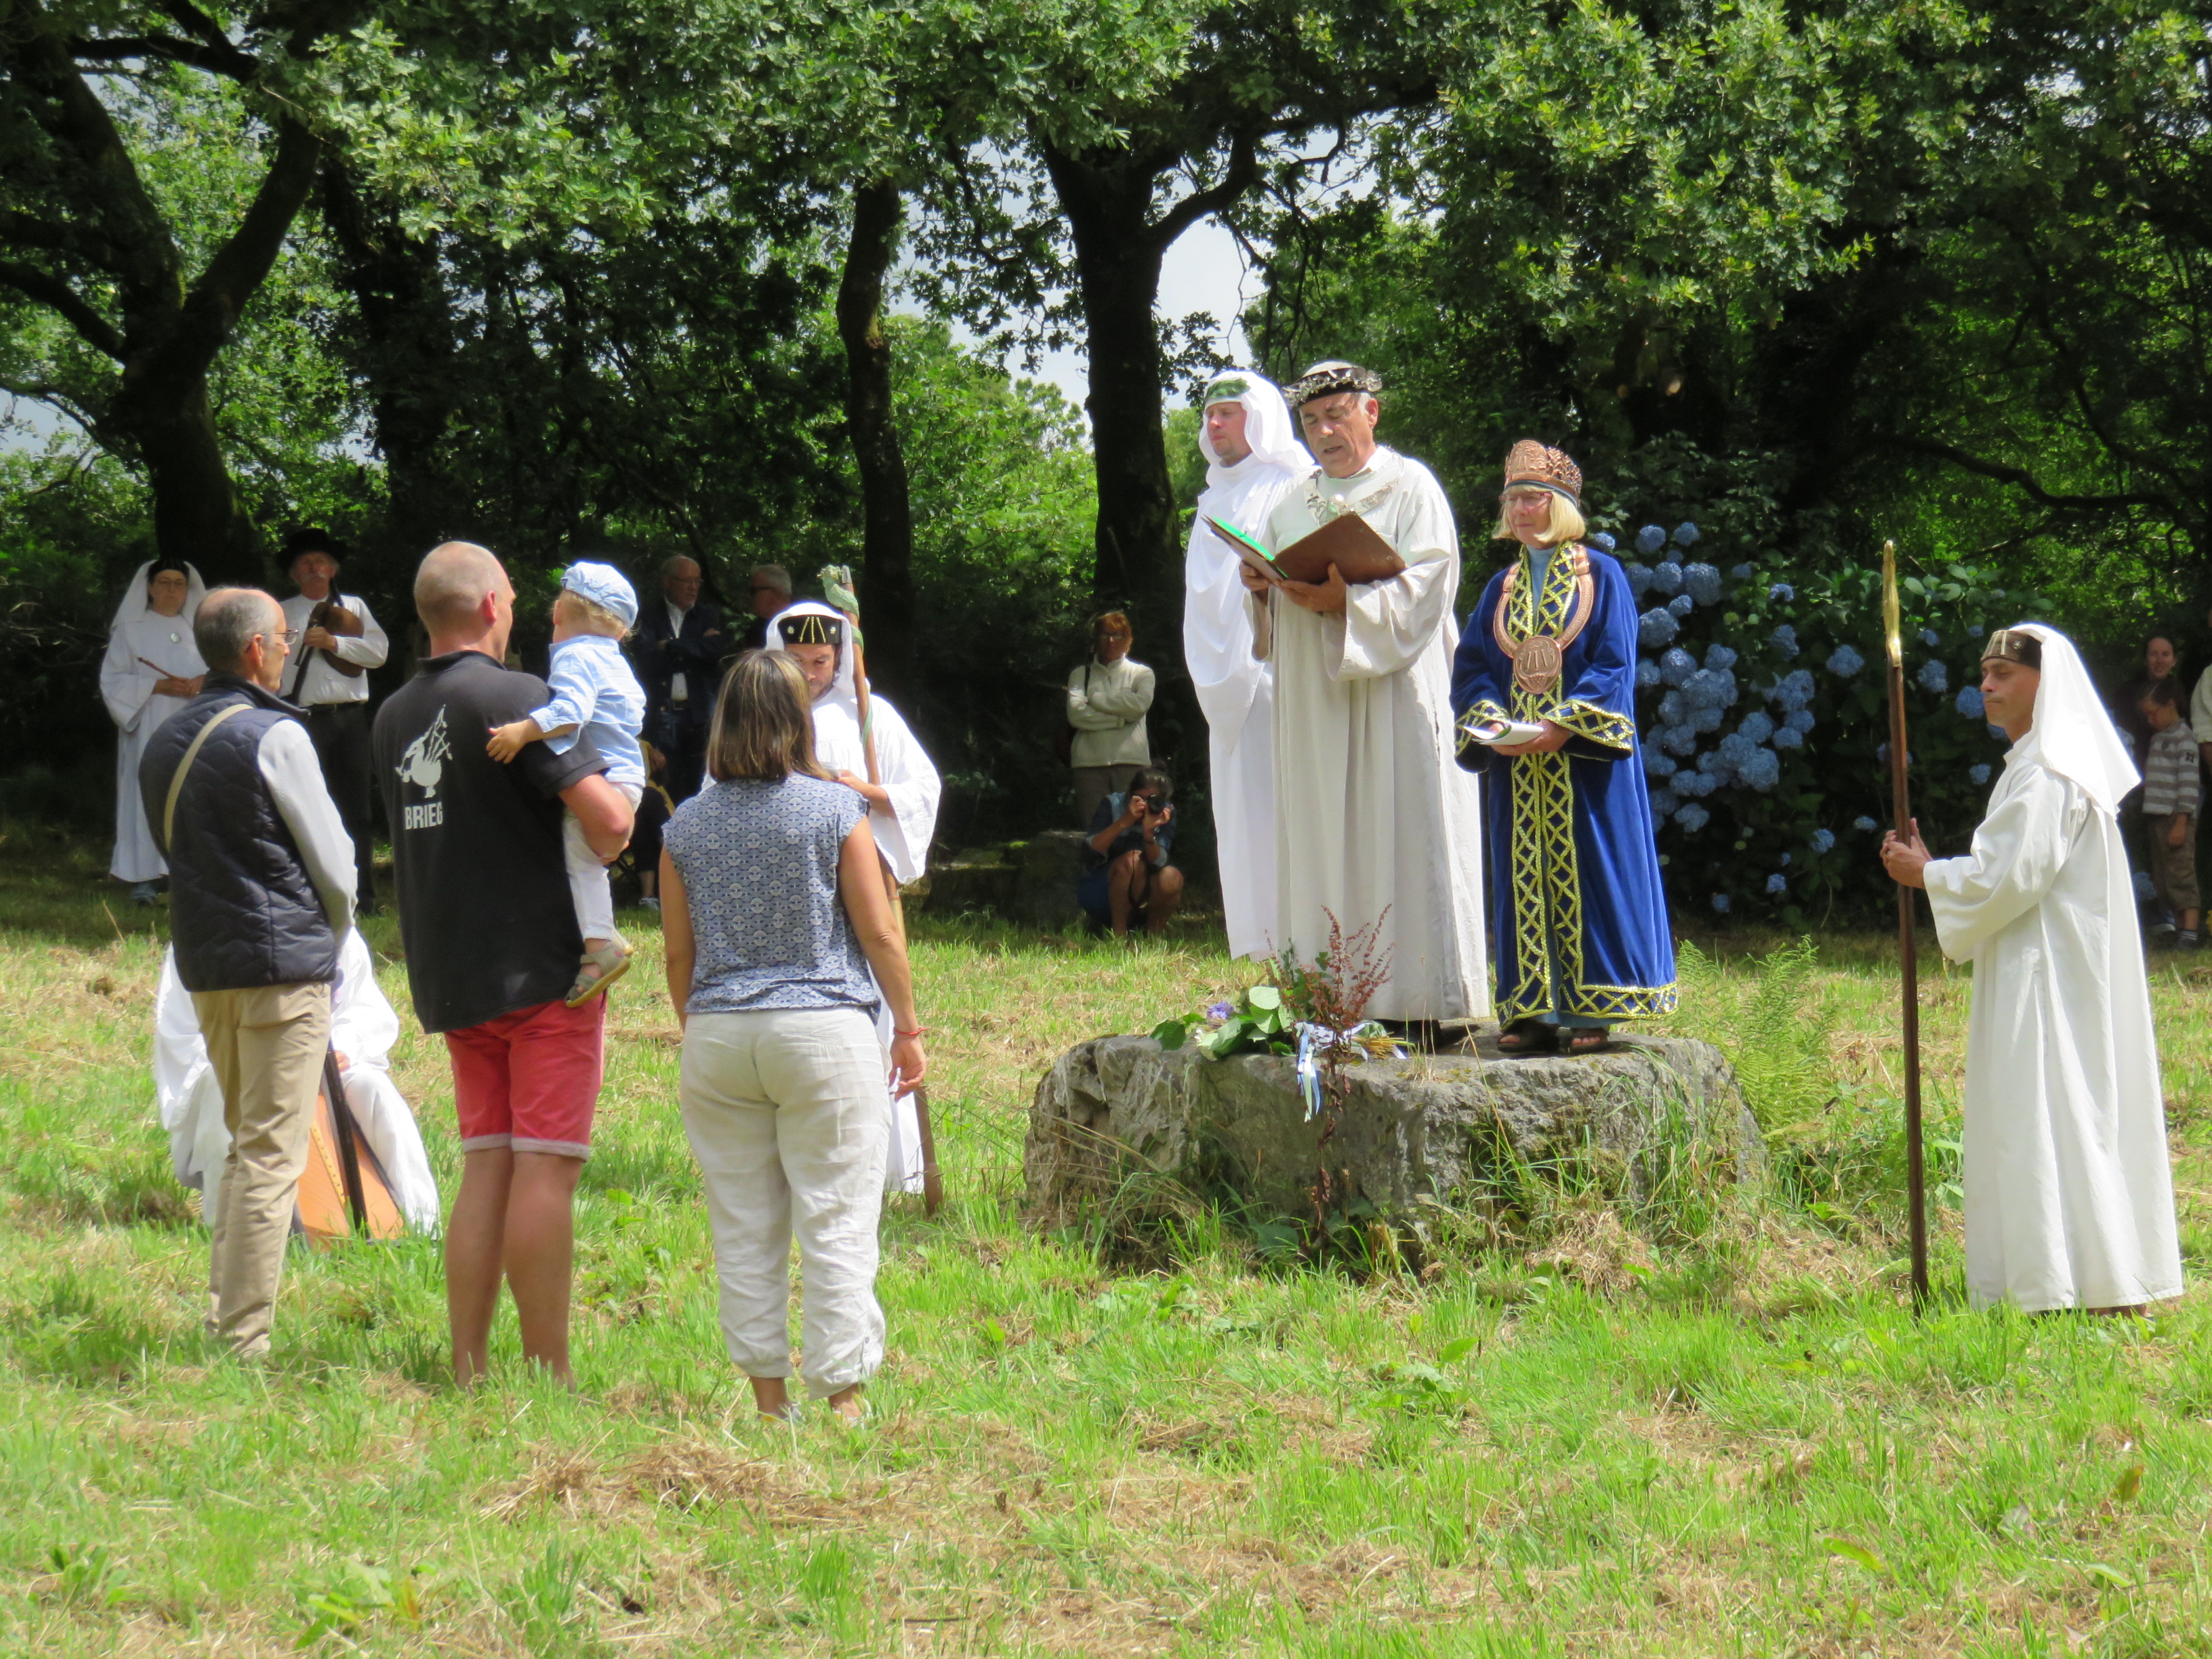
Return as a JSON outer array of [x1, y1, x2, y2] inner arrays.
[[1809, 828, 1835, 854], [1853, 815, 1878, 832], [1876, 743, 1917, 768], [1647, 787, 1679, 819], [1676, 803, 1711, 832], [1675, 767, 1717, 798], [1625, 563, 1654, 598], [1668, 592, 1695, 617], [1988, 724, 2009, 741], [1916, 659, 1948, 693], [1704, 643, 1738, 672], [1780, 852, 1793, 867], [1643, 749, 1678, 779], [1658, 689, 1687, 727], [1660, 647, 1698, 687], [1968, 763, 1992, 785], [1651, 560, 1684, 596], [1771, 726, 1804, 749], [1737, 711, 1776, 745], [1635, 658, 1662, 690], [1690, 705, 1723, 734], [1769, 582, 1795, 602], [1765, 873, 1788, 895], [1637, 525, 1668, 556], [1715, 733, 1756, 772], [1673, 523, 1701, 548], [1740, 749, 1782, 791], [1826, 644, 1865, 677], [1589, 532, 1616, 552], [1784, 707, 1816, 733], [1684, 562, 1722, 605], [1681, 670, 1722, 710], [1709, 890, 1729, 912], [1638, 608, 1679, 650], [1919, 628, 1940, 647], [1730, 563, 1754, 581], [1956, 686, 1985, 719], [1770, 623, 1801, 659], [1659, 722, 1700, 756], [1767, 668, 1815, 711]]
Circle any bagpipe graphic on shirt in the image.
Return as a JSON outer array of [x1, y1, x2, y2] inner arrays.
[[394, 708, 451, 828]]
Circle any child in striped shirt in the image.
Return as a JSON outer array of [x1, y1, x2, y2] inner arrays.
[[487, 562, 649, 1000], [2139, 676, 2200, 949]]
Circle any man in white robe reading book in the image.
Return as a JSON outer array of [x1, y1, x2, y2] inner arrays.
[[1883, 625, 2183, 1314], [1238, 362, 1488, 1034], [773, 600, 941, 1194], [1183, 369, 1309, 959]]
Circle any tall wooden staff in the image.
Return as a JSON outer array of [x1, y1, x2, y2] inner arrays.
[[823, 565, 943, 1214], [1882, 540, 1930, 1307]]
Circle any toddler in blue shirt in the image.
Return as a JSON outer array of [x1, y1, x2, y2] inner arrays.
[[488, 562, 649, 1002]]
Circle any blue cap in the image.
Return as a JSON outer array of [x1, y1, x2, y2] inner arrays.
[[560, 561, 637, 627]]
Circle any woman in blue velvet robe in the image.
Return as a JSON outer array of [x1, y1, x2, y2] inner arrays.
[[1450, 443, 1676, 1053]]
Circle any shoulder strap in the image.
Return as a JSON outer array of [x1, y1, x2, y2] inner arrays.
[[162, 701, 251, 849]]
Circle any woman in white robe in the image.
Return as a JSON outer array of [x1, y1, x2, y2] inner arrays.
[[154, 928, 441, 1233], [100, 560, 207, 899], [771, 601, 942, 1193], [1182, 369, 1309, 959], [1887, 624, 2182, 1312]]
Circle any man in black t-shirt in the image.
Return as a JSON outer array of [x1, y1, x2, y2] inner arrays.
[[374, 541, 634, 1389]]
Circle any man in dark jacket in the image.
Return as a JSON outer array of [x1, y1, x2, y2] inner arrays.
[[141, 587, 356, 1358], [630, 554, 726, 800]]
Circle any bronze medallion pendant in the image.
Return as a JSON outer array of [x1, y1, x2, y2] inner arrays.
[[1513, 634, 1565, 696]]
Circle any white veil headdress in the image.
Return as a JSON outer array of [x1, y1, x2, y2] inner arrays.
[[1197, 369, 1311, 482], [2010, 623, 2139, 815], [768, 600, 860, 716], [111, 560, 207, 631]]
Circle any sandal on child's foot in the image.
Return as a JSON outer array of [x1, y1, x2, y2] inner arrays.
[[566, 934, 633, 1007], [1496, 1019, 1558, 1057]]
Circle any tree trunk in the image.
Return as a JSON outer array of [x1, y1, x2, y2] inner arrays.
[[108, 372, 262, 582], [836, 178, 917, 693]]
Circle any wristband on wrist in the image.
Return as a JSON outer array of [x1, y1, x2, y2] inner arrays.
[[894, 1025, 926, 1038]]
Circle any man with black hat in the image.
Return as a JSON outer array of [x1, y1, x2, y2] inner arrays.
[[279, 529, 389, 910]]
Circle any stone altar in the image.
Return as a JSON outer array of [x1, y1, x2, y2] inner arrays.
[[1025, 1030, 1761, 1223]]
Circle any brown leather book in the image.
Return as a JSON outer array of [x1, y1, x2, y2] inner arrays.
[[1208, 510, 1407, 586]]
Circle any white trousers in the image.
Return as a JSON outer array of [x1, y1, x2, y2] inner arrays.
[[679, 1007, 888, 1396], [563, 782, 643, 942]]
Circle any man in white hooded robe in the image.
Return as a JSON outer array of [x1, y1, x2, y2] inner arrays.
[[1183, 369, 1308, 959], [100, 560, 207, 900], [771, 601, 941, 1193], [1883, 624, 2183, 1313], [1241, 363, 1488, 1028]]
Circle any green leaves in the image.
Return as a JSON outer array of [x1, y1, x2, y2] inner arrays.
[[1822, 1535, 1893, 1578]]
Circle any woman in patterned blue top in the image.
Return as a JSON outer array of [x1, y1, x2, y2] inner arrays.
[[661, 651, 926, 1424]]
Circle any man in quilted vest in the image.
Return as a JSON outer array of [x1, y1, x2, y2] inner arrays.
[[140, 587, 356, 1358]]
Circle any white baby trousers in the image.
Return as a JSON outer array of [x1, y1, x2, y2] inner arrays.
[[678, 1006, 888, 1397], [562, 781, 643, 942]]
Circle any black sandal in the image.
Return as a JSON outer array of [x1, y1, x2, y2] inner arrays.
[[1563, 1027, 1610, 1057], [1496, 1019, 1558, 1057]]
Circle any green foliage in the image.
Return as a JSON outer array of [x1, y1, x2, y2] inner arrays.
[[1671, 939, 1835, 1136]]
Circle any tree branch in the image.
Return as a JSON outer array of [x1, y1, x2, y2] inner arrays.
[[183, 106, 323, 352], [155, 0, 261, 79], [68, 33, 258, 81], [1884, 435, 2173, 514], [1145, 130, 1259, 253], [0, 262, 126, 359]]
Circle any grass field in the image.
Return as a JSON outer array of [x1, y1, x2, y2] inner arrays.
[[1, 823, 2208, 1657]]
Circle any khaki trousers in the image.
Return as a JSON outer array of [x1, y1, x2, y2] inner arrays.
[[191, 981, 331, 1357]]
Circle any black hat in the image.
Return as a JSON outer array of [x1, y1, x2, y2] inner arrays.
[[282, 527, 340, 569], [782, 612, 844, 647], [147, 557, 190, 580]]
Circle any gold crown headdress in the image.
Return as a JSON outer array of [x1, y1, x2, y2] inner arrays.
[[1502, 440, 1582, 506], [782, 612, 844, 647], [1284, 361, 1382, 407], [1981, 628, 2041, 668]]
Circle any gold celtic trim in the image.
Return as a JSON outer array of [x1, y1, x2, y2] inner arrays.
[[1544, 697, 1635, 753], [1456, 699, 1510, 757]]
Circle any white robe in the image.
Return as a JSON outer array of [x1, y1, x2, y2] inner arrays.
[[153, 931, 441, 1233], [1261, 447, 1488, 1021], [100, 610, 207, 882], [1186, 451, 1303, 959], [1924, 756, 2184, 1311], [771, 602, 945, 1195]]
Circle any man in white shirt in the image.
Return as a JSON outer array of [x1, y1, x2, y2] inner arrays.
[[279, 529, 390, 910], [1067, 611, 1155, 830]]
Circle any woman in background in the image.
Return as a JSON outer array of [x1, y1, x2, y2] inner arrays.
[[100, 560, 207, 903], [661, 650, 926, 1423]]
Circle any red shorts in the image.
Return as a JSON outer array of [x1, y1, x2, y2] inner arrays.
[[445, 998, 605, 1160]]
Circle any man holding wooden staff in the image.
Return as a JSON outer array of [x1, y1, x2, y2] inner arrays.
[[1882, 624, 2183, 1314]]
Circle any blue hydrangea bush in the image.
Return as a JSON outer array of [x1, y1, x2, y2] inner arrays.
[[1593, 520, 2054, 923]]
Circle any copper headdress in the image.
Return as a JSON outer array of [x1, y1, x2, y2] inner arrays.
[[1981, 628, 2041, 668], [781, 612, 844, 647], [1502, 440, 1582, 506], [1284, 361, 1382, 407]]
